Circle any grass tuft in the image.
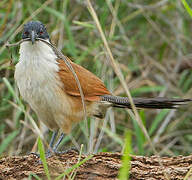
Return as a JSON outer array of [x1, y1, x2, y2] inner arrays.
[[0, 130, 19, 155], [55, 154, 93, 180], [37, 137, 51, 180], [182, 0, 192, 17], [118, 130, 132, 180]]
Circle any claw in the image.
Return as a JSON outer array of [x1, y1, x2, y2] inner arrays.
[[28, 152, 40, 158], [54, 147, 79, 155]]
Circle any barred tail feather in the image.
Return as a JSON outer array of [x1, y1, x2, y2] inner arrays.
[[101, 95, 192, 109]]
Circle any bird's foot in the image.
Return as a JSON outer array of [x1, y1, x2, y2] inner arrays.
[[28, 152, 40, 158], [29, 147, 79, 159], [28, 150, 53, 159], [54, 147, 79, 155], [29, 150, 54, 164]]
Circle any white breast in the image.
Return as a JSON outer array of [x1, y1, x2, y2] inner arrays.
[[15, 41, 59, 102], [14, 41, 64, 130]]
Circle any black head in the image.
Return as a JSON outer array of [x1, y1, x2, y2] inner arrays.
[[22, 21, 49, 44]]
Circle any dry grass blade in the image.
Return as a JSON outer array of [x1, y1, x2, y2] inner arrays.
[[6, 37, 88, 144], [6, 38, 87, 126], [86, 0, 139, 126], [126, 0, 169, 10], [86, 1, 170, 179], [7, 100, 43, 140], [37, 39, 87, 124], [0, 0, 53, 54], [86, 0, 146, 149]]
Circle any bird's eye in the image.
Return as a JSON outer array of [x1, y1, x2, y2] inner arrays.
[[24, 31, 29, 35], [39, 31, 43, 35]]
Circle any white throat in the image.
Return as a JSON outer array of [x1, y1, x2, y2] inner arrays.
[[14, 40, 60, 103], [19, 40, 57, 65]]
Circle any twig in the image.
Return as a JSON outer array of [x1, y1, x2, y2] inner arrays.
[[6, 38, 87, 140], [0, 0, 53, 55], [5, 39, 27, 47]]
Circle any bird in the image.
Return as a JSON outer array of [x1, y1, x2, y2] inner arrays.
[[14, 21, 191, 155]]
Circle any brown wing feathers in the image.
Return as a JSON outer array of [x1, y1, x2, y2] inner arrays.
[[57, 58, 111, 101], [57, 57, 191, 108]]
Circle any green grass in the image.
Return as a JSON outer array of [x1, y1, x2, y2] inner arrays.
[[0, 0, 192, 179], [149, 109, 170, 136], [182, 0, 192, 17], [0, 130, 19, 155], [37, 137, 51, 180], [118, 130, 132, 180], [55, 153, 93, 180], [132, 110, 145, 155], [28, 173, 42, 180]]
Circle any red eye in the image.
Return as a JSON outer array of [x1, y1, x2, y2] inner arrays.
[[39, 31, 43, 35], [24, 31, 29, 35]]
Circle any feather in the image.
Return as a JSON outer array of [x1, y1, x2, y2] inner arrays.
[[57, 57, 111, 101]]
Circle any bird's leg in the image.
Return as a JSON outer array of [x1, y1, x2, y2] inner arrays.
[[52, 133, 79, 155], [31, 132, 79, 159], [30, 131, 58, 158], [49, 131, 58, 149], [52, 133, 65, 153], [46, 131, 58, 156], [36, 132, 65, 158]]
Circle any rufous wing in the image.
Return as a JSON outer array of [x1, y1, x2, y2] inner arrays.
[[57, 57, 111, 101]]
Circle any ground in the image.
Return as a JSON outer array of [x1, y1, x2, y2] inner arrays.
[[0, 150, 192, 179]]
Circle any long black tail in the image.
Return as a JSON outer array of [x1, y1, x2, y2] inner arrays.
[[101, 95, 192, 109]]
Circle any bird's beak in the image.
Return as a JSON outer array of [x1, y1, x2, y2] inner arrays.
[[31, 30, 36, 44]]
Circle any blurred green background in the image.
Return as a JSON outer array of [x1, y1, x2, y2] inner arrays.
[[0, 0, 192, 157]]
